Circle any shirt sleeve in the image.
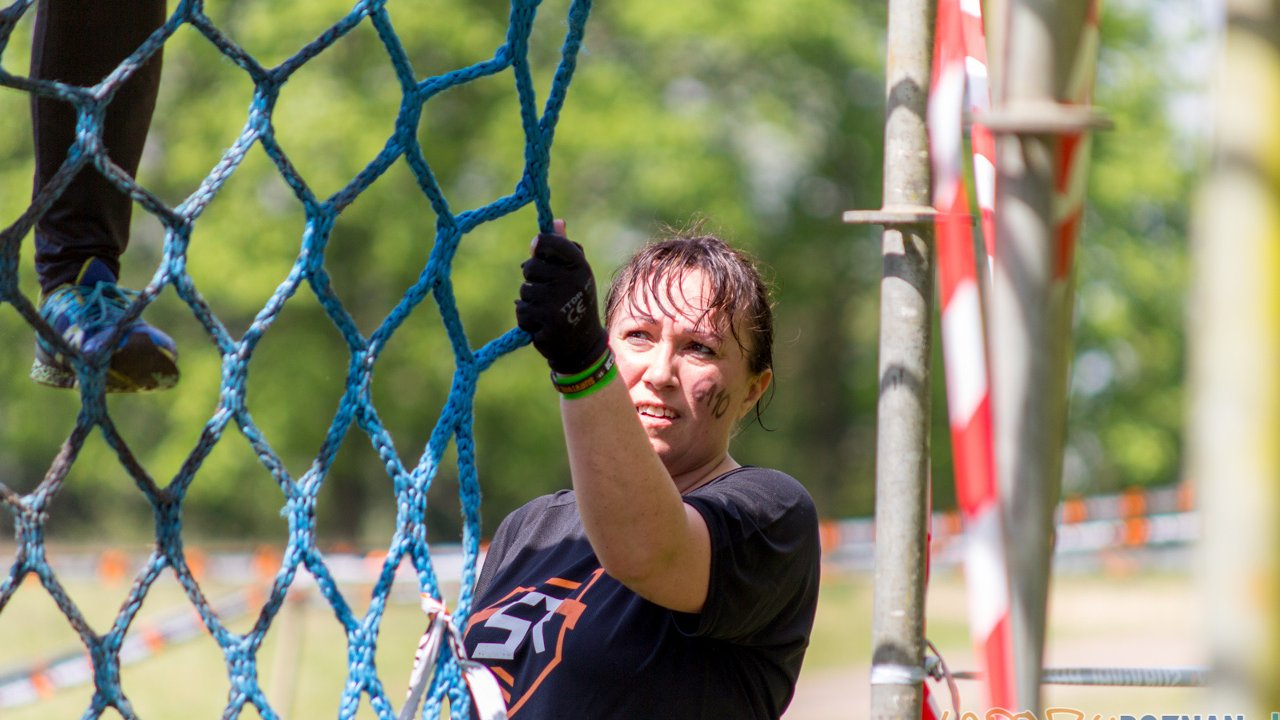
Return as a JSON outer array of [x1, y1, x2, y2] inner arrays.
[[675, 467, 820, 644], [473, 491, 574, 599], [474, 501, 531, 599]]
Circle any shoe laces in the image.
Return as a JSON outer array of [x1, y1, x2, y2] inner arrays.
[[67, 281, 143, 336]]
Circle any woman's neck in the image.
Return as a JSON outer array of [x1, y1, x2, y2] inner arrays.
[[673, 454, 740, 494]]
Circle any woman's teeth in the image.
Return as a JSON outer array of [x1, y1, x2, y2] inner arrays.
[[638, 405, 675, 419]]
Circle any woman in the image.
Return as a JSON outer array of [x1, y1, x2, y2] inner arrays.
[[462, 222, 820, 718]]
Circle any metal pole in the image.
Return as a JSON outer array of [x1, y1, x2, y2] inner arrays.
[[988, 119, 1056, 716], [945, 665, 1209, 687], [1190, 0, 1280, 715], [986, 0, 1079, 711], [863, 0, 935, 714], [982, 0, 1107, 711]]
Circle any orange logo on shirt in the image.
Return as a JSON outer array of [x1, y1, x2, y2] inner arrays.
[[465, 569, 604, 716]]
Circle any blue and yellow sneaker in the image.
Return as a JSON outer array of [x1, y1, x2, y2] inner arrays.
[[30, 258, 179, 392]]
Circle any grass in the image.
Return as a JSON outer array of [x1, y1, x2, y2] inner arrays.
[[788, 564, 1206, 720], [0, 570, 436, 719], [1, 561, 1207, 719]]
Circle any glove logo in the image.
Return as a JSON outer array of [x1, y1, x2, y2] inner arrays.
[[561, 291, 588, 326]]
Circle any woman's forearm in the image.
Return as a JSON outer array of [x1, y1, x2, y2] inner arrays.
[[559, 377, 711, 612]]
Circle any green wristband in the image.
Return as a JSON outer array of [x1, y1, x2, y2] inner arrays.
[[552, 350, 617, 399], [552, 349, 612, 385]]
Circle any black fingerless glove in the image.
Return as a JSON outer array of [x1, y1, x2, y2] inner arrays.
[[516, 232, 609, 375]]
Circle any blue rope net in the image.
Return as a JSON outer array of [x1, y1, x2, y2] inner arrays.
[[0, 0, 592, 716]]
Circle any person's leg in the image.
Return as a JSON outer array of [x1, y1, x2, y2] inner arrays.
[[28, 0, 178, 392], [30, 0, 165, 295]]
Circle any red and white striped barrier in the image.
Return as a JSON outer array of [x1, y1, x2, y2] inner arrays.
[[1052, 0, 1102, 285], [961, 0, 997, 270], [928, 0, 1016, 710]]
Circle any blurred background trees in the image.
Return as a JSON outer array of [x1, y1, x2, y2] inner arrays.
[[0, 0, 1205, 547]]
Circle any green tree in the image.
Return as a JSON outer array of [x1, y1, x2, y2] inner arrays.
[[0, 0, 1205, 549], [1064, 0, 1201, 497]]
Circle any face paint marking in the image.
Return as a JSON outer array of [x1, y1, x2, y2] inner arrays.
[[693, 380, 733, 419]]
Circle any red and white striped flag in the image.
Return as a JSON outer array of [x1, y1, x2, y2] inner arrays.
[[927, 0, 1016, 711]]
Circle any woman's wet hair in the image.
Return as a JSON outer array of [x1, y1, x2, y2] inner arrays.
[[604, 227, 776, 424]]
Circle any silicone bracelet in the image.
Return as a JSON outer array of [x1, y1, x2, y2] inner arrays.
[[552, 350, 616, 399]]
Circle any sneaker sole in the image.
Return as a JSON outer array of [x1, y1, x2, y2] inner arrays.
[[31, 336, 179, 393]]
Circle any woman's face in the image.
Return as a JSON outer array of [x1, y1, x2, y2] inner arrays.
[[608, 268, 772, 485]]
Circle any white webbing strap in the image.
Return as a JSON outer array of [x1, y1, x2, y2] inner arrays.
[[400, 595, 508, 720]]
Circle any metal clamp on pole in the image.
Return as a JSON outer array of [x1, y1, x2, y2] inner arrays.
[[976, 101, 1112, 135], [869, 663, 929, 685], [844, 204, 942, 226], [844, 205, 974, 228]]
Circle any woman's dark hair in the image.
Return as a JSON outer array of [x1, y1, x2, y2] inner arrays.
[[603, 228, 776, 424]]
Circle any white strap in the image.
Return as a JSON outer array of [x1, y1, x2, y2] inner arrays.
[[400, 595, 509, 720], [459, 658, 509, 720]]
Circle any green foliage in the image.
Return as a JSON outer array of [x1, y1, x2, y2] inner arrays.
[[1065, 0, 1202, 495], [0, 0, 1202, 547]]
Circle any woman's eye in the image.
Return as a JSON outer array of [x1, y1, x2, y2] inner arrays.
[[689, 342, 717, 356]]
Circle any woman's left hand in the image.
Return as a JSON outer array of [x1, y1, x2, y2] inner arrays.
[[515, 223, 608, 375]]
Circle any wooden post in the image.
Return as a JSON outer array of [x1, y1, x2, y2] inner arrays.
[[1190, 0, 1280, 714]]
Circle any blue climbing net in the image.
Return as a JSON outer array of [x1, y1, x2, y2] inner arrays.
[[0, 0, 591, 716]]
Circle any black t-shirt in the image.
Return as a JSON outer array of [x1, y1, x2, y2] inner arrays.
[[461, 466, 821, 719]]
